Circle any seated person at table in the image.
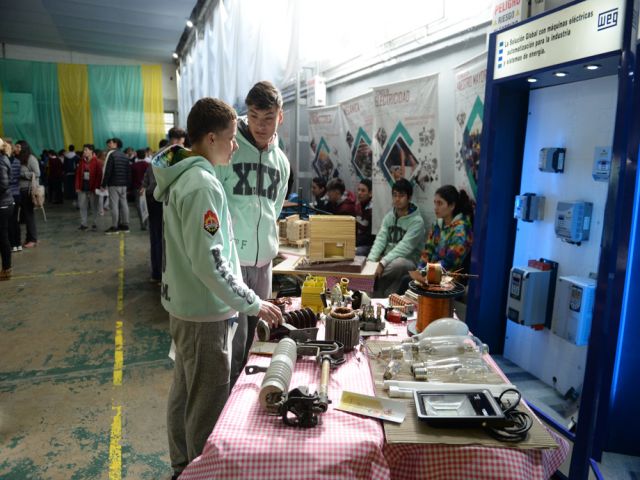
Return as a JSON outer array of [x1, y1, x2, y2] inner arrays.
[[311, 176, 329, 212], [368, 178, 425, 297], [152, 97, 282, 480], [355, 178, 375, 256], [421, 184, 473, 271], [326, 177, 356, 216]]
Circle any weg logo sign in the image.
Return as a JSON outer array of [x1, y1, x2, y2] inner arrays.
[[597, 8, 618, 31]]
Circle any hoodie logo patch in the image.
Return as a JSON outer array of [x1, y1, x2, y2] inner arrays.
[[203, 210, 219, 236]]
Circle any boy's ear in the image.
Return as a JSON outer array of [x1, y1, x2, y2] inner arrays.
[[277, 109, 284, 127]]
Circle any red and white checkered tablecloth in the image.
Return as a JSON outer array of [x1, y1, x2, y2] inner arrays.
[[179, 318, 569, 480]]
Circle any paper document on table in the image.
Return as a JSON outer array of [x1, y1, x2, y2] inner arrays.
[[337, 391, 406, 423]]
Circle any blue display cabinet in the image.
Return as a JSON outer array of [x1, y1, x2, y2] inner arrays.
[[466, 0, 640, 477]]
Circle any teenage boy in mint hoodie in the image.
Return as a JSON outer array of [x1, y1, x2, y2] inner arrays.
[[152, 97, 282, 480], [215, 81, 290, 387], [367, 178, 425, 297]]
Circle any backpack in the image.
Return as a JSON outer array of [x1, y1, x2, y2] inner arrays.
[[30, 173, 45, 208]]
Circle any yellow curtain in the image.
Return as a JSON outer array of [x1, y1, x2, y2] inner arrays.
[[57, 64, 93, 147], [141, 65, 165, 150]]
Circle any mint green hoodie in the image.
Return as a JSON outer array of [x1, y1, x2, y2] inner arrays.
[[214, 118, 290, 267], [367, 203, 426, 267], [152, 145, 261, 322]]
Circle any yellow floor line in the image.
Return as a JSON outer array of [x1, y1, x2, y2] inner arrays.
[[109, 404, 122, 480], [110, 233, 126, 479], [117, 233, 125, 315], [113, 320, 123, 386]]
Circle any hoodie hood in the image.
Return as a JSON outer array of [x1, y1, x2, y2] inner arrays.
[[237, 116, 278, 153], [152, 145, 209, 201]]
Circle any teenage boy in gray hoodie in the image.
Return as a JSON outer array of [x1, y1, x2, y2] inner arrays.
[[215, 81, 290, 387], [367, 178, 425, 297], [152, 97, 282, 480]]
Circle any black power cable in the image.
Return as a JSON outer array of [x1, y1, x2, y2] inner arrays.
[[485, 388, 533, 442]]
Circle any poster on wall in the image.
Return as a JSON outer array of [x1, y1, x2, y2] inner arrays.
[[340, 92, 374, 192], [308, 105, 350, 187], [371, 75, 440, 231], [453, 53, 487, 201]]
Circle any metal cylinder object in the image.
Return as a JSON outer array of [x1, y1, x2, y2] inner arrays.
[[259, 338, 297, 413], [325, 307, 360, 352], [409, 281, 465, 333], [413, 366, 428, 381]]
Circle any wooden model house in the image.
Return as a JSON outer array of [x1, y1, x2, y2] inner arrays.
[[278, 214, 309, 246], [305, 215, 356, 263]]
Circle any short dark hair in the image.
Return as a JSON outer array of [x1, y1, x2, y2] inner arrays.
[[68, 144, 75, 152], [168, 127, 186, 140], [187, 97, 237, 145], [245, 81, 283, 110], [392, 178, 413, 198], [359, 178, 372, 192], [136, 149, 146, 159], [312, 177, 326, 190], [326, 178, 345, 195], [109, 138, 123, 149], [159, 138, 169, 149], [83, 144, 95, 152]]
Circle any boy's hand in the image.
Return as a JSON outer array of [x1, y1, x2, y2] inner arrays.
[[257, 301, 283, 327]]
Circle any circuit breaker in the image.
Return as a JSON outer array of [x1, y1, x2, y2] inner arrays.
[[514, 193, 545, 222], [555, 201, 593, 244], [552, 276, 596, 345], [506, 267, 552, 326]]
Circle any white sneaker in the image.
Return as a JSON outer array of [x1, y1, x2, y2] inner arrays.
[[17, 246, 23, 252], [11, 246, 18, 252]]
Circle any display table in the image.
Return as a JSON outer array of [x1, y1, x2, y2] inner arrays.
[[274, 249, 378, 293], [179, 317, 569, 480]]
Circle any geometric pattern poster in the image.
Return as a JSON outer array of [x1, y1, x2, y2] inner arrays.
[[371, 74, 439, 231], [308, 105, 350, 187], [340, 92, 374, 192], [453, 52, 487, 201]]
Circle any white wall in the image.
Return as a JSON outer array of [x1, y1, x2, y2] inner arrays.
[[2, 42, 177, 110], [504, 75, 618, 395]]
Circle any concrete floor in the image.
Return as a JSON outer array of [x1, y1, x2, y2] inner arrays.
[[0, 203, 173, 479]]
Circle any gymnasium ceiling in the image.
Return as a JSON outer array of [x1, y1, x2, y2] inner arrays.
[[0, 0, 198, 62]]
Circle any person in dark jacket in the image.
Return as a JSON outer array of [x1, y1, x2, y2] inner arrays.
[[326, 177, 356, 216], [355, 178, 375, 256], [8, 142, 21, 252], [48, 150, 64, 204], [141, 143, 163, 283], [101, 137, 131, 234], [63, 145, 79, 201], [0, 138, 15, 280]]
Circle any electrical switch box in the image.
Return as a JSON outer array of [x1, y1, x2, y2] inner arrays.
[[552, 276, 596, 345], [506, 267, 552, 326], [555, 201, 593, 244], [539, 147, 566, 173], [592, 146, 612, 182], [514, 193, 545, 222]]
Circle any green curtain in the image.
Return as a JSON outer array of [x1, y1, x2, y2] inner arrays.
[[0, 59, 64, 154], [88, 65, 147, 150]]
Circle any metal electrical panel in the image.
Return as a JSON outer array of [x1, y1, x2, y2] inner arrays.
[[514, 193, 545, 222], [552, 276, 596, 345], [555, 201, 593, 244], [506, 267, 552, 326], [538, 147, 566, 173]]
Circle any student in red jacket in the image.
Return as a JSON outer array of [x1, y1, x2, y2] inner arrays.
[[75, 144, 103, 231], [326, 177, 356, 216]]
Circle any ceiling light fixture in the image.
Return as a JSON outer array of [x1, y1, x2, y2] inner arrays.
[[527, 77, 538, 83], [585, 64, 600, 70], [186, 19, 194, 28], [172, 52, 179, 59], [554, 71, 568, 77]]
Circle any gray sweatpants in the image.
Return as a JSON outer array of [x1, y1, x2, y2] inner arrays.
[[373, 257, 416, 298], [108, 186, 129, 228], [77, 191, 97, 227], [230, 262, 272, 388], [167, 315, 232, 475]]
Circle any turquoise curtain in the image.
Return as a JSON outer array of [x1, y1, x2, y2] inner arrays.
[[88, 65, 147, 150], [0, 59, 64, 154]]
